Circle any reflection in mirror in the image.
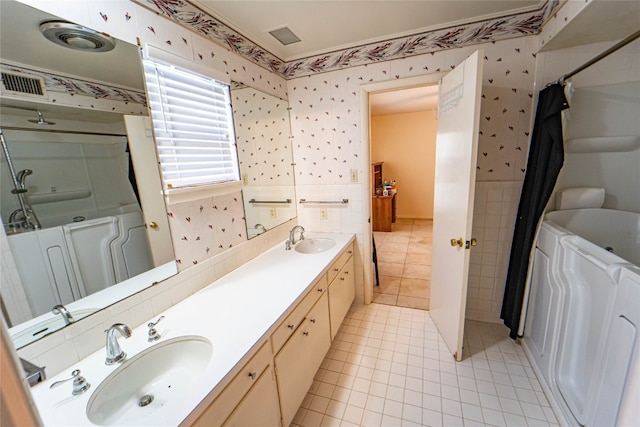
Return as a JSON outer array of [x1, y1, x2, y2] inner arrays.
[[231, 82, 297, 238], [0, 1, 177, 348]]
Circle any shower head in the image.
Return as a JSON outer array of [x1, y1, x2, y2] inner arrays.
[[28, 110, 55, 125]]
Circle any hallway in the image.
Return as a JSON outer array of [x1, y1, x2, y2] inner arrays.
[[373, 219, 432, 310]]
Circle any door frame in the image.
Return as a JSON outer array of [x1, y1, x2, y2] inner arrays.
[[359, 73, 446, 304]]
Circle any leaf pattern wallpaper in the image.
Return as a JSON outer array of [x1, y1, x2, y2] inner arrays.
[[167, 192, 247, 269]]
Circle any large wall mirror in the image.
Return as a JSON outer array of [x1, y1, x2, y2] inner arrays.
[[231, 83, 297, 238], [0, 1, 177, 349]]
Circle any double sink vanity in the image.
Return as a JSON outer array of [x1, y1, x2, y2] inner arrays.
[[30, 231, 355, 427]]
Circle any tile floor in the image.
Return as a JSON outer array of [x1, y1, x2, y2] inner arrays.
[[373, 219, 433, 310], [293, 303, 558, 427]]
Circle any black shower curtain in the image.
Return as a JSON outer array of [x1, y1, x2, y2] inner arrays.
[[501, 83, 569, 339]]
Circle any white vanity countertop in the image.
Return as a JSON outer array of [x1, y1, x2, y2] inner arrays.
[[30, 232, 355, 426]]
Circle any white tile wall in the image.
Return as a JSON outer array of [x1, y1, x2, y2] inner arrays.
[[467, 182, 522, 323]]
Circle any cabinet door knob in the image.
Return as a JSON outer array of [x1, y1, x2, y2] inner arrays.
[[340, 277, 345, 281], [344, 271, 349, 275], [149, 221, 159, 229], [348, 250, 352, 254], [287, 324, 295, 330], [303, 331, 309, 336], [309, 318, 316, 323], [317, 288, 324, 293], [334, 268, 339, 272], [248, 372, 257, 380]]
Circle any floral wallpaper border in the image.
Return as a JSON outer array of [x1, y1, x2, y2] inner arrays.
[[133, 0, 561, 79], [0, 63, 147, 106]]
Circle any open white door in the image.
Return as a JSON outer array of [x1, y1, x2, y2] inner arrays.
[[430, 50, 484, 361], [124, 115, 174, 266]]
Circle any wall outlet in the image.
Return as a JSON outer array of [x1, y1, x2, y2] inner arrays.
[[320, 209, 328, 220], [270, 208, 276, 218], [350, 169, 358, 182]]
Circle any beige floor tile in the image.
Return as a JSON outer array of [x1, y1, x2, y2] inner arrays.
[[373, 232, 389, 243], [372, 218, 433, 310], [410, 234, 432, 243], [379, 241, 409, 253], [402, 263, 431, 279], [376, 250, 406, 264], [396, 295, 430, 310], [407, 242, 430, 254], [373, 293, 398, 306], [405, 252, 431, 265], [378, 262, 403, 277], [399, 278, 430, 298], [385, 234, 411, 244], [374, 275, 401, 294]]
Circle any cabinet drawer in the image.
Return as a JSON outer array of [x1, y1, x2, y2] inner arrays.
[[271, 275, 327, 354], [327, 243, 354, 283], [194, 341, 272, 427]]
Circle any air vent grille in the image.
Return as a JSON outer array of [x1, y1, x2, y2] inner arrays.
[[1, 72, 45, 96]]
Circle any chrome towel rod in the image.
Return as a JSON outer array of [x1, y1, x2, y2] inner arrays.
[[248, 198, 292, 204], [249, 199, 291, 205], [299, 199, 349, 204]]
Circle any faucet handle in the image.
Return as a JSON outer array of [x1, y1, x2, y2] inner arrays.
[[147, 316, 165, 342], [50, 369, 90, 395]]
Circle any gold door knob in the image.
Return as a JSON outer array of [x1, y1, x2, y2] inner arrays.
[[148, 222, 158, 229], [450, 237, 464, 247], [470, 238, 477, 247]]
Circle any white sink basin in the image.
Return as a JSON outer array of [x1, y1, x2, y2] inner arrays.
[[86, 336, 212, 426], [295, 238, 336, 254]]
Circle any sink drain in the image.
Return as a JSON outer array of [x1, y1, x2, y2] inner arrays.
[[139, 394, 154, 407]]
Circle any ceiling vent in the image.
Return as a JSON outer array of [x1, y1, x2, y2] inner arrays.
[[1, 71, 46, 98], [269, 26, 301, 46]]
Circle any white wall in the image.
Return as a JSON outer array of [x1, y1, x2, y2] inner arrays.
[[536, 38, 640, 213]]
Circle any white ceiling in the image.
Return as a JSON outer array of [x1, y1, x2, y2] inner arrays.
[[190, 1, 542, 61], [370, 85, 440, 116]]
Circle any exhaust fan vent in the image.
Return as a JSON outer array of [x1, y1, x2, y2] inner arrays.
[[1, 72, 46, 97], [269, 26, 301, 46]]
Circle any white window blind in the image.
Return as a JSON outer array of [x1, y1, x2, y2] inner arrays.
[[142, 55, 239, 190]]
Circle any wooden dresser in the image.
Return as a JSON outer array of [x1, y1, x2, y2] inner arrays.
[[372, 192, 396, 232]]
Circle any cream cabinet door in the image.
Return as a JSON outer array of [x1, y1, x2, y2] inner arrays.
[[223, 365, 281, 427], [328, 255, 355, 339], [275, 292, 330, 427]]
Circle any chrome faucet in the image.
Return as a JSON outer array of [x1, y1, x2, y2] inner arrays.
[[50, 369, 90, 396], [105, 323, 132, 365], [51, 304, 75, 326], [286, 225, 305, 250], [147, 316, 165, 342]]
